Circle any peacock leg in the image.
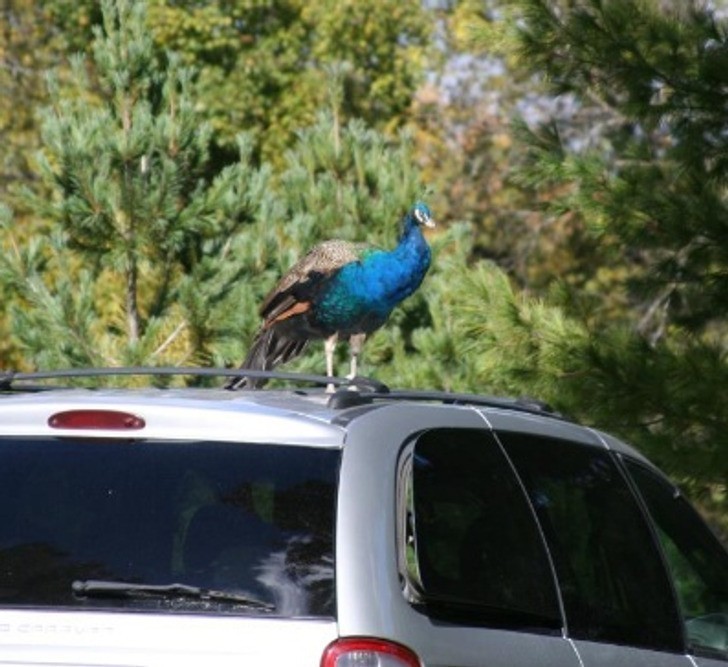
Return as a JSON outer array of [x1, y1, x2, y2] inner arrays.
[[324, 334, 338, 393], [347, 333, 366, 381]]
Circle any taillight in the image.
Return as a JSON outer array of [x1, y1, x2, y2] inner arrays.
[[48, 409, 146, 430], [321, 638, 421, 667]]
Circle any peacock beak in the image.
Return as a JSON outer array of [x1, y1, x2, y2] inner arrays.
[[423, 216, 436, 229]]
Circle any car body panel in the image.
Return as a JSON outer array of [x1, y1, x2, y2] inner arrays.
[[0, 609, 336, 666], [336, 403, 583, 667], [0, 390, 344, 446], [0, 381, 724, 667], [335, 403, 487, 638], [572, 640, 692, 667], [594, 429, 655, 465], [694, 657, 728, 667], [478, 407, 604, 447]]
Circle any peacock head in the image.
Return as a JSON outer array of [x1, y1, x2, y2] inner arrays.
[[409, 201, 436, 229]]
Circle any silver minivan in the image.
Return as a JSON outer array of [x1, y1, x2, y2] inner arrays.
[[0, 368, 726, 667]]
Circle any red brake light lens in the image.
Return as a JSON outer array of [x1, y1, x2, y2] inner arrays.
[[48, 410, 146, 431], [321, 638, 421, 667]]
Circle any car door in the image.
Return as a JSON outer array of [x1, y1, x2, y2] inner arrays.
[[497, 430, 693, 667], [337, 405, 583, 667]]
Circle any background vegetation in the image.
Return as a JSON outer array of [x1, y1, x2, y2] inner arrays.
[[1, 0, 726, 523]]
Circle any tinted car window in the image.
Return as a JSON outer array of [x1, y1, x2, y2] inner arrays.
[[626, 460, 728, 660], [500, 433, 683, 652], [401, 428, 562, 631], [0, 438, 338, 617]]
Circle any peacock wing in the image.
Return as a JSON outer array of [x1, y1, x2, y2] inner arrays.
[[260, 239, 373, 324]]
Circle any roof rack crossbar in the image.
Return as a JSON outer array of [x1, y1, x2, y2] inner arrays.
[[326, 383, 560, 417], [353, 389, 560, 417], [0, 366, 350, 389]]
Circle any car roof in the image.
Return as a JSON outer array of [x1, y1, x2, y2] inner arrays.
[[0, 367, 649, 463], [0, 387, 345, 446]]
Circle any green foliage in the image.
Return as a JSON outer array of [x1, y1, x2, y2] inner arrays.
[[221, 110, 434, 376], [1, 0, 269, 371], [454, 262, 728, 479], [147, 0, 432, 163], [452, 0, 728, 514], [409, 0, 616, 307], [0, 0, 436, 382], [2, 0, 434, 193], [0, 1, 67, 204], [511, 0, 728, 334], [2, 0, 727, 523]]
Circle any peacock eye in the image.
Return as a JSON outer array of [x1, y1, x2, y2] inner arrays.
[[414, 209, 424, 223]]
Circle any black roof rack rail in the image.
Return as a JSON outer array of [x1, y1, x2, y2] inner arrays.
[[327, 386, 562, 418], [0, 367, 351, 391], [0, 366, 561, 419]]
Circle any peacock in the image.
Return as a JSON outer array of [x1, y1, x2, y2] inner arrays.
[[225, 201, 435, 390]]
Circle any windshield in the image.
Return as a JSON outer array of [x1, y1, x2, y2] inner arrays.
[[0, 437, 339, 618]]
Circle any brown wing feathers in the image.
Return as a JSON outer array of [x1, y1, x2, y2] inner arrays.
[[258, 240, 362, 322], [225, 239, 367, 389]]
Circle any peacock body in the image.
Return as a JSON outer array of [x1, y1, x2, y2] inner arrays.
[[225, 201, 435, 389]]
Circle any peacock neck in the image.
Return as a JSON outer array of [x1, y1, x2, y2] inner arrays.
[[314, 215, 431, 333], [393, 216, 430, 266]]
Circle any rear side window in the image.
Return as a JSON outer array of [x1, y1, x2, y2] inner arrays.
[[500, 433, 683, 652], [625, 460, 728, 660], [0, 438, 339, 618], [400, 428, 562, 631]]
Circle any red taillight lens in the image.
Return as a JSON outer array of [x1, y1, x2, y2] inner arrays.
[[321, 638, 421, 667], [48, 410, 146, 430]]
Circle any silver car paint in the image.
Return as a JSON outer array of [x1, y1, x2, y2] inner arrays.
[[0, 388, 716, 666], [336, 402, 583, 667]]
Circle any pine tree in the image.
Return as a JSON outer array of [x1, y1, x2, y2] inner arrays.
[[0, 0, 270, 375], [225, 102, 439, 380], [146, 0, 432, 165], [456, 0, 728, 508], [0, 0, 441, 387]]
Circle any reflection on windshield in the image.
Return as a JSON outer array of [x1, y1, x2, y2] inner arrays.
[[0, 438, 338, 618], [256, 534, 335, 616]]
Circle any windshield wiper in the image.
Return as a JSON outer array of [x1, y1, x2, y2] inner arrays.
[[72, 579, 274, 611]]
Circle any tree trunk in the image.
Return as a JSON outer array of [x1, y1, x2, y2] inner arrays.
[[126, 251, 140, 343]]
